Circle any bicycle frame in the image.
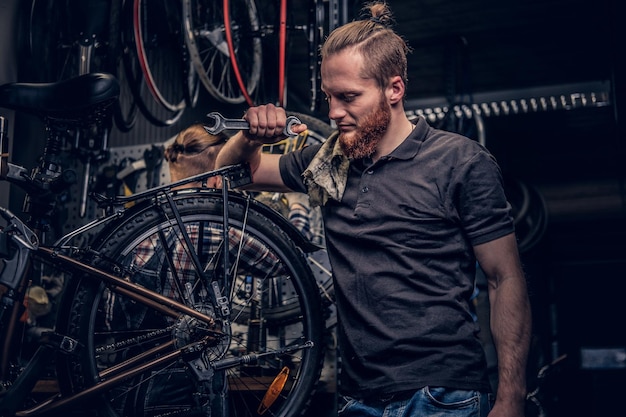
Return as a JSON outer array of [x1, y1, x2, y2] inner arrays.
[[1, 71, 324, 417], [1, 160, 317, 416]]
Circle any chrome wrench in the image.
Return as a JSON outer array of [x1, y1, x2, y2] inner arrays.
[[204, 112, 302, 137]]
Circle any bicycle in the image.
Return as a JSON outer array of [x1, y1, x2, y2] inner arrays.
[[0, 72, 325, 417]]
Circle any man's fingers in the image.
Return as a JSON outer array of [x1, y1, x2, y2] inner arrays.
[[244, 104, 288, 139]]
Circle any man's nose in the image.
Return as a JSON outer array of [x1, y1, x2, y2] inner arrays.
[[327, 100, 346, 121]]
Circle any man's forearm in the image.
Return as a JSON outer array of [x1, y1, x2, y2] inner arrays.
[[489, 275, 531, 404], [215, 132, 263, 171]]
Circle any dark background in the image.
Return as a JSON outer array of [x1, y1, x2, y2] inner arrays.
[[1, 0, 625, 415]]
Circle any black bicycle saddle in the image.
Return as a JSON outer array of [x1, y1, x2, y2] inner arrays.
[[0, 73, 120, 121]]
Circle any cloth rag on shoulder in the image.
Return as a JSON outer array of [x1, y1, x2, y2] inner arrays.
[[302, 131, 349, 207]]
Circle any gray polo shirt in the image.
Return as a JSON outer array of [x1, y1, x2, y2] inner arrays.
[[279, 116, 514, 398]]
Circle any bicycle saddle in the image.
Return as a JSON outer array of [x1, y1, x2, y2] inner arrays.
[[0, 72, 120, 121]]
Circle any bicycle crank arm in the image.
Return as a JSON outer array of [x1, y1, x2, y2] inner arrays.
[[204, 112, 301, 137]]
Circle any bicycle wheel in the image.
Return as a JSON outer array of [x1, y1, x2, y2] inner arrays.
[[289, 112, 333, 146], [133, 0, 193, 113], [56, 190, 325, 417], [26, 0, 112, 82], [109, 0, 138, 132], [122, 0, 185, 127], [183, 0, 262, 104]]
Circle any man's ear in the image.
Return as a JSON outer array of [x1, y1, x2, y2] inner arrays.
[[387, 75, 405, 104]]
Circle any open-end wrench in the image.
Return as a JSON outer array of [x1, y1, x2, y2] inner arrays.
[[204, 112, 302, 137]]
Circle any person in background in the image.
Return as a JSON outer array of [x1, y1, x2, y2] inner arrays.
[[166, 124, 317, 241], [164, 124, 227, 188], [215, 2, 532, 417]]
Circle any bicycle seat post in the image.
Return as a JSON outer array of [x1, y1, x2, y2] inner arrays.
[[22, 120, 78, 235], [0, 73, 119, 234]]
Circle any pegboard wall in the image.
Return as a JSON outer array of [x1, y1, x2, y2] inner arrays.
[[61, 138, 174, 239]]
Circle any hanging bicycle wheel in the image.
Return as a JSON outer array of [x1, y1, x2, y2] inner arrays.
[[56, 191, 325, 417], [133, 0, 195, 113], [121, 0, 184, 127], [26, 0, 113, 82], [183, 0, 262, 104], [108, 0, 138, 132]]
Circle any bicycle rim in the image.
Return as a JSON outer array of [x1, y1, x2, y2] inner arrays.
[[57, 191, 324, 417], [133, 0, 188, 113], [110, 0, 138, 132], [122, 0, 185, 127], [183, 0, 262, 104]]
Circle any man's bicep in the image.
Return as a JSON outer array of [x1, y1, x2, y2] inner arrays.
[[473, 233, 523, 285]]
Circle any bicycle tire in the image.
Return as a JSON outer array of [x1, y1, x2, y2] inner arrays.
[[289, 112, 334, 145], [56, 190, 324, 417], [183, 0, 262, 104], [110, 0, 139, 132], [122, 0, 185, 127], [133, 0, 190, 113]]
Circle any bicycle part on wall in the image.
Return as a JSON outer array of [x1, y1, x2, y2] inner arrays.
[[183, 0, 262, 105], [24, 0, 113, 83], [23, 0, 141, 134], [23, 0, 201, 131], [133, 0, 199, 114], [306, 0, 326, 113], [108, 0, 139, 133], [223, 0, 330, 111], [122, 0, 197, 128]]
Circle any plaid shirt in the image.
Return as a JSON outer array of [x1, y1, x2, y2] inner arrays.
[[133, 222, 284, 297], [103, 221, 285, 329]]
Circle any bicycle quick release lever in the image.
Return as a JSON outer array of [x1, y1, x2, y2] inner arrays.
[[204, 112, 301, 137]]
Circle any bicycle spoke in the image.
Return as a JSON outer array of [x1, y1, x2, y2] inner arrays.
[[183, 0, 262, 104], [57, 192, 324, 417]]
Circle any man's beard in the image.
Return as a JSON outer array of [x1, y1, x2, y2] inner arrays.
[[339, 98, 391, 160]]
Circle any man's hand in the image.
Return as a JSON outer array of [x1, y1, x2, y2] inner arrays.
[[243, 104, 307, 144], [215, 103, 306, 191]]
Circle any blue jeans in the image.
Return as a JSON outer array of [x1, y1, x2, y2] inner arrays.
[[339, 387, 494, 417]]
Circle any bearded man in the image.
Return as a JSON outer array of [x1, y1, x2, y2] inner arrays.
[[215, 3, 531, 417]]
